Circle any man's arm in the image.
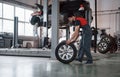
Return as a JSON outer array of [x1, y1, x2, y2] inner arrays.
[[66, 26, 80, 44]]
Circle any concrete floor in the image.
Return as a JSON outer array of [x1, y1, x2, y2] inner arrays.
[[0, 52, 120, 77]]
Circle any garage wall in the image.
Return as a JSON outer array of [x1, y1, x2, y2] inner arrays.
[[15, 0, 37, 6], [88, 0, 120, 11], [88, 0, 120, 36]]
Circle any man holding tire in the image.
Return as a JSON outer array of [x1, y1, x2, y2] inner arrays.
[[66, 13, 93, 64]]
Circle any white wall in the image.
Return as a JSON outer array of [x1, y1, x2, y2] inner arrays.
[[88, 0, 120, 11], [87, 0, 120, 36], [15, 0, 37, 6]]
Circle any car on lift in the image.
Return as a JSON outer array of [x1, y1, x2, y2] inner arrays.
[[30, 0, 92, 48]]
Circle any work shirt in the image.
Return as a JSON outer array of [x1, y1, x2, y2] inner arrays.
[[75, 17, 88, 27]]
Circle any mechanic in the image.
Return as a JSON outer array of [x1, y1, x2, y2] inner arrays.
[[66, 13, 93, 64]]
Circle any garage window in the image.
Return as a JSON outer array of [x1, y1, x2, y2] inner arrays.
[[15, 7, 25, 21], [0, 19, 2, 32], [25, 9, 33, 22], [3, 20, 14, 33], [0, 2, 34, 36], [25, 23, 33, 36], [0, 3, 2, 17], [18, 22, 25, 35], [3, 4, 14, 20]]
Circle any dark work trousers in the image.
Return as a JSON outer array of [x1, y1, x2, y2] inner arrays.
[[78, 24, 93, 61]]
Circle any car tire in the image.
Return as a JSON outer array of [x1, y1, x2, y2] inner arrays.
[[55, 41, 77, 64], [100, 35, 113, 44], [97, 41, 110, 54], [109, 43, 118, 53]]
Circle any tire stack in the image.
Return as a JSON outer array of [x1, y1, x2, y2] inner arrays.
[[97, 35, 117, 54], [117, 38, 120, 50]]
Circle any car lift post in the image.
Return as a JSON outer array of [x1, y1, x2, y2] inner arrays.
[[13, 17, 18, 48], [51, 0, 59, 59], [43, 0, 48, 37], [43, 0, 48, 47], [94, 0, 98, 53]]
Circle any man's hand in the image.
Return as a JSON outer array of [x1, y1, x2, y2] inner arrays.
[[66, 39, 75, 45], [66, 39, 71, 45], [66, 26, 80, 45]]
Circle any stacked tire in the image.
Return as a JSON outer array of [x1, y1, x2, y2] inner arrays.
[[97, 35, 117, 54]]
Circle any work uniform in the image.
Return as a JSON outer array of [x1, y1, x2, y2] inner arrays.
[[75, 17, 93, 62]]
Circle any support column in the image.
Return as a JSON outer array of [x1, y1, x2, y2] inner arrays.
[[51, 0, 59, 59], [118, 12, 120, 32], [13, 17, 18, 48], [43, 0, 48, 37], [94, 0, 98, 53], [37, 0, 42, 48]]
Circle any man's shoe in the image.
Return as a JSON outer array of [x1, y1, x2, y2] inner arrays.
[[85, 60, 93, 64], [75, 58, 82, 63]]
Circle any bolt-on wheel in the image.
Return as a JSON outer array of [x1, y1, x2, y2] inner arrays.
[[102, 37, 111, 43], [97, 41, 110, 54], [101, 35, 113, 44], [55, 41, 77, 64]]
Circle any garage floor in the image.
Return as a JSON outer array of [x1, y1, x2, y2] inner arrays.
[[0, 51, 120, 77]]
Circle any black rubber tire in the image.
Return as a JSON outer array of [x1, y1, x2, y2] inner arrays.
[[97, 41, 110, 54], [109, 43, 118, 53], [101, 35, 113, 44], [55, 41, 77, 64], [30, 16, 40, 25]]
